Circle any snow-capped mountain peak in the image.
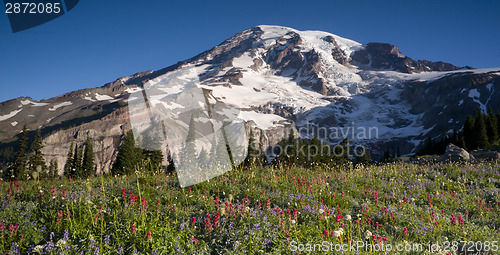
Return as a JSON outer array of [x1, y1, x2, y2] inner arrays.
[[0, 25, 499, 173]]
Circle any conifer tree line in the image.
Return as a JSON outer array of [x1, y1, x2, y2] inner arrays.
[[112, 130, 164, 175], [64, 136, 96, 179], [272, 131, 372, 167], [418, 107, 500, 155], [5, 124, 59, 181], [381, 144, 401, 162]]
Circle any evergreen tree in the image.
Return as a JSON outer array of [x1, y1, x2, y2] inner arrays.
[[112, 130, 138, 175], [244, 129, 262, 166], [64, 142, 74, 177], [181, 113, 197, 168], [449, 127, 459, 146], [75, 146, 84, 177], [197, 148, 208, 169], [463, 115, 475, 150], [72, 144, 80, 176], [355, 147, 371, 165], [456, 134, 466, 149], [81, 136, 95, 178], [141, 128, 164, 172], [49, 159, 58, 178], [486, 106, 498, 144], [143, 149, 163, 172], [54, 160, 58, 178], [498, 112, 500, 142], [340, 137, 350, 159], [209, 133, 231, 172], [8, 124, 29, 180], [310, 134, 323, 162], [28, 130, 45, 178], [221, 123, 236, 168], [473, 109, 489, 150], [382, 145, 390, 162]]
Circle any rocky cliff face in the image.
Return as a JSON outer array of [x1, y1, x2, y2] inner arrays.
[[41, 107, 130, 175], [1, 25, 499, 173], [351, 42, 464, 73], [38, 104, 295, 175]]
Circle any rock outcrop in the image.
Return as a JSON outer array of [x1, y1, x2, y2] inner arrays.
[[440, 144, 473, 162], [471, 150, 500, 162], [351, 42, 463, 73]]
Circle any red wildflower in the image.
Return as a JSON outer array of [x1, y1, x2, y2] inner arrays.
[[191, 237, 198, 244], [450, 214, 457, 225]]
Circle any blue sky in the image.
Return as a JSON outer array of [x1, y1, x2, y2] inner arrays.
[[0, 0, 499, 102]]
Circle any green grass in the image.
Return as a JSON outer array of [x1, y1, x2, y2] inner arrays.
[[1, 162, 499, 254]]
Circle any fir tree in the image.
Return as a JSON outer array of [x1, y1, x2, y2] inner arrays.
[[72, 143, 80, 176], [49, 159, 58, 178], [382, 145, 390, 162], [355, 146, 371, 165], [486, 106, 498, 144], [64, 142, 74, 177], [463, 115, 475, 150], [8, 124, 29, 180], [141, 128, 164, 172], [112, 130, 138, 175], [340, 137, 350, 159], [497, 112, 500, 142], [197, 148, 208, 169], [456, 134, 466, 149], [452, 127, 458, 142], [244, 129, 262, 166], [473, 109, 489, 150], [82, 136, 95, 178], [75, 146, 84, 177], [53, 160, 58, 178], [181, 113, 197, 168], [209, 133, 231, 172], [28, 130, 45, 178], [497, 112, 500, 143], [143, 149, 163, 172]]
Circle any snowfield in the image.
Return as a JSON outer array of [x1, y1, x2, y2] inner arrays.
[[49, 101, 73, 111]]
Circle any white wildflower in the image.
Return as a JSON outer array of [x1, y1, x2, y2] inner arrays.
[[364, 230, 372, 239], [345, 214, 352, 221], [33, 245, 44, 252], [56, 239, 67, 247]]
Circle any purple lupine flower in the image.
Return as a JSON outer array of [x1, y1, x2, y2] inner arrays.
[[104, 235, 110, 246]]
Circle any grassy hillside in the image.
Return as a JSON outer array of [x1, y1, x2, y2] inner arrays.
[[1, 162, 499, 254]]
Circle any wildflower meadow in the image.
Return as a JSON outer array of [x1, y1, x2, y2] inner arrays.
[[1, 162, 499, 254]]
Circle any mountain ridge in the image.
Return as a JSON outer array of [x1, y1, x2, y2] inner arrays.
[[0, 25, 498, 175]]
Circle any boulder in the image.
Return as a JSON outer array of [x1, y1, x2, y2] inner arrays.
[[471, 150, 500, 161], [440, 144, 473, 162]]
